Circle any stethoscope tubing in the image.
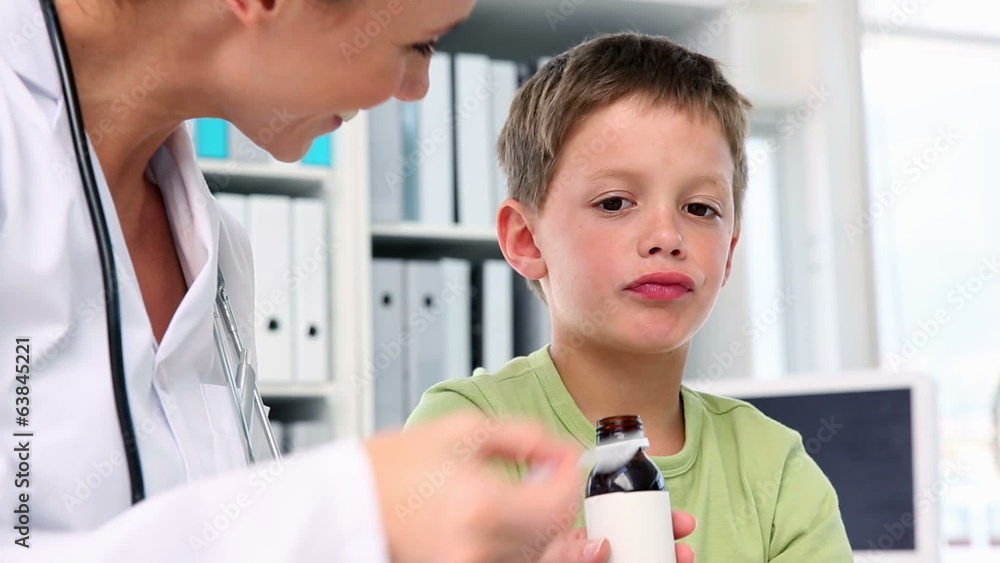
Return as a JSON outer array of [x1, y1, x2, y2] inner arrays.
[[38, 0, 146, 505]]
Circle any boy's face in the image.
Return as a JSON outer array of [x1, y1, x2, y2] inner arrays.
[[531, 97, 740, 354]]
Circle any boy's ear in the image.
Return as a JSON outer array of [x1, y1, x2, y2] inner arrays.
[[722, 225, 741, 287], [497, 198, 547, 282]]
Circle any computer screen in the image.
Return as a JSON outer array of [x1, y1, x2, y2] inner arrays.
[[688, 372, 938, 563]]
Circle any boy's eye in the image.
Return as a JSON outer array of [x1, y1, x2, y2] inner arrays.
[[597, 197, 633, 213], [684, 203, 719, 218], [410, 40, 438, 57]]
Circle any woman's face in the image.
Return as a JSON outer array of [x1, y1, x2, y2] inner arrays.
[[220, 0, 475, 161]]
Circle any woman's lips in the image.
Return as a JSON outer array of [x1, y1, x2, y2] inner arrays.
[[330, 109, 360, 132], [338, 109, 360, 122]]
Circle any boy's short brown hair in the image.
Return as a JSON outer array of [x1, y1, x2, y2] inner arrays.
[[497, 32, 752, 299], [498, 31, 752, 216]]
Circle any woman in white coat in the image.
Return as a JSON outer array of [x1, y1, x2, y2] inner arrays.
[[0, 0, 696, 561]]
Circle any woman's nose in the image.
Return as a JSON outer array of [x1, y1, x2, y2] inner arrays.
[[395, 58, 431, 102]]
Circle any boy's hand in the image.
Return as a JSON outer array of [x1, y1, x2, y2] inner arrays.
[[366, 412, 584, 563], [673, 511, 697, 562], [538, 511, 697, 563]]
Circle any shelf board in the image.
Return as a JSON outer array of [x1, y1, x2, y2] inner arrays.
[[372, 223, 503, 261], [439, 0, 727, 61], [259, 382, 338, 398], [199, 159, 329, 197]]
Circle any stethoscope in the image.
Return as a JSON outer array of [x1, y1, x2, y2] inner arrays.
[[39, 0, 280, 506]]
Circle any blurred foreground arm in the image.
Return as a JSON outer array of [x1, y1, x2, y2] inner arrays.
[[367, 411, 585, 563]]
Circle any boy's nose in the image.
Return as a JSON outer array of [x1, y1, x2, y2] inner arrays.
[[648, 245, 684, 258], [640, 216, 686, 259]]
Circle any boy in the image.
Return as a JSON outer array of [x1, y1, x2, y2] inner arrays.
[[407, 32, 852, 562]]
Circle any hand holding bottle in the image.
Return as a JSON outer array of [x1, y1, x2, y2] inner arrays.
[[367, 411, 584, 563]]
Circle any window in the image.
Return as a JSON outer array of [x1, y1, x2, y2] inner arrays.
[[743, 134, 788, 380], [861, 16, 1000, 559], [685, 132, 790, 384]]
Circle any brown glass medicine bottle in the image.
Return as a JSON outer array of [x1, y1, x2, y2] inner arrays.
[[586, 415, 665, 496]]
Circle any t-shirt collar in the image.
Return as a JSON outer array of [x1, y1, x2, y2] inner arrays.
[[530, 344, 703, 477]]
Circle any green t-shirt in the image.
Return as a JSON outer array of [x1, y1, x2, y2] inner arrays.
[[406, 345, 853, 562]]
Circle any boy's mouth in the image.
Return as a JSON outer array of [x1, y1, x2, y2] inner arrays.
[[625, 272, 694, 301]]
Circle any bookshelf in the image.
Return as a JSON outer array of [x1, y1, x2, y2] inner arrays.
[[438, 0, 728, 61], [371, 223, 502, 261]]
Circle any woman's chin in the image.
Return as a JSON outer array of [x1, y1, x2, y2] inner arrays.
[[267, 142, 311, 164]]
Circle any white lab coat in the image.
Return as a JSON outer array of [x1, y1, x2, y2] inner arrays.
[[0, 1, 387, 560]]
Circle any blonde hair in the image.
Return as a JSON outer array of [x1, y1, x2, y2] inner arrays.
[[497, 32, 752, 298]]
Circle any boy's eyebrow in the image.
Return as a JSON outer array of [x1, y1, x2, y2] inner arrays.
[[687, 174, 732, 191], [587, 169, 731, 192], [587, 168, 644, 183]]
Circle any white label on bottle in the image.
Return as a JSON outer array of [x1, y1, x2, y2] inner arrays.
[[585, 490, 676, 563]]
